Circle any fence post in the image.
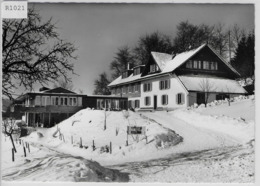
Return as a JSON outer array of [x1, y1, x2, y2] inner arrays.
[[27, 143, 30, 153], [92, 140, 95, 151], [110, 142, 112, 154], [79, 137, 83, 148], [63, 134, 65, 142], [71, 136, 73, 144], [23, 146, 26, 157], [12, 148, 15, 162], [146, 135, 148, 144]]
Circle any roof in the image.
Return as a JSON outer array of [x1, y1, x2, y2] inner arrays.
[[160, 44, 206, 73], [178, 75, 247, 94], [108, 44, 241, 87], [151, 51, 173, 70]]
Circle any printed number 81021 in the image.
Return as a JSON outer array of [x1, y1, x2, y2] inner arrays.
[[5, 5, 25, 11]]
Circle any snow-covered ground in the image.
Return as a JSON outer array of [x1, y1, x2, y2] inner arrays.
[[1, 95, 255, 182]]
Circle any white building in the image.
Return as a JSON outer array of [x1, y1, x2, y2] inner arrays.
[[108, 44, 247, 111]]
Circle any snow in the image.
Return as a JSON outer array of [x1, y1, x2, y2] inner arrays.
[[178, 75, 247, 93], [151, 51, 173, 70], [1, 138, 128, 182], [1, 96, 255, 182], [161, 44, 206, 73], [195, 95, 255, 122], [19, 110, 182, 166]]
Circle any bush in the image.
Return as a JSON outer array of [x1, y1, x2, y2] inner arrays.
[[154, 131, 183, 148]]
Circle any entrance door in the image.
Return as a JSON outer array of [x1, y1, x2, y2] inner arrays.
[[197, 93, 205, 105], [154, 95, 157, 109]]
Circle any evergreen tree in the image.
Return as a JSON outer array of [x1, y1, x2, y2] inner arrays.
[[93, 72, 111, 95], [173, 21, 215, 53], [110, 46, 135, 80], [133, 31, 173, 65], [231, 32, 255, 79]]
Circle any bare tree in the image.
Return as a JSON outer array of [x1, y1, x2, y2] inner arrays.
[[2, 118, 20, 152], [199, 78, 215, 107], [2, 8, 77, 99]]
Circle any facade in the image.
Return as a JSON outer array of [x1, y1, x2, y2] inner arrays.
[[14, 87, 127, 127], [108, 44, 247, 111]]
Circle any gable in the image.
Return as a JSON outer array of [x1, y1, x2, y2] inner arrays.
[[44, 87, 76, 94], [177, 46, 240, 78], [141, 54, 161, 77]]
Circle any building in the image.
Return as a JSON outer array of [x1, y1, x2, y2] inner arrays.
[[14, 87, 127, 127], [108, 44, 247, 111]]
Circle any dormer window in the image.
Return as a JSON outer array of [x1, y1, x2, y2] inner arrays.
[[133, 68, 141, 76], [149, 64, 159, 73], [122, 71, 128, 79]]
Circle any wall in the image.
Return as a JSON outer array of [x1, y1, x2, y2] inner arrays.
[[140, 75, 188, 110], [188, 92, 244, 106]]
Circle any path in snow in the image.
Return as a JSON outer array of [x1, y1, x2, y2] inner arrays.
[[2, 142, 129, 182], [141, 112, 240, 153], [109, 141, 254, 182]]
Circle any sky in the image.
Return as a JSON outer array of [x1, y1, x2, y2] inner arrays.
[[27, 3, 254, 95]]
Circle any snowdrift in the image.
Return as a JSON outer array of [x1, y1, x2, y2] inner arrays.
[[25, 109, 182, 164], [170, 96, 255, 143]]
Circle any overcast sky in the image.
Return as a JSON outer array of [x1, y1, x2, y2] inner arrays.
[[30, 3, 254, 95]]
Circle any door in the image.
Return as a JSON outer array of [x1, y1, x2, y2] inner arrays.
[[197, 93, 205, 105], [154, 95, 157, 109]]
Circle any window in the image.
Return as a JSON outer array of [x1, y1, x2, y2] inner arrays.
[[117, 88, 121, 94], [162, 95, 168, 105], [51, 96, 56, 105], [203, 61, 210, 70], [60, 97, 64, 105], [64, 97, 68, 106], [186, 60, 193, 68], [122, 72, 128, 79], [46, 96, 50, 105], [193, 60, 198, 69], [111, 89, 115, 95], [176, 93, 185, 105], [133, 68, 141, 75], [35, 96, 41, 106], [42, 96, 46, 106], [197, 60, 202, 69], [128, 85, 133, 93], [159, 79, 170, 90], [134, 84, 140, 92], [73, 98, 77, 106], [149, 64, 159, 73], [216, 94, 230, 100], [122, 86, 126, 94], [55, 97, 59, 105], [210, 62, 218, 70], [145, 96, 151, 106], [143, 82, 152, 92], [135, 100, 140, 108]]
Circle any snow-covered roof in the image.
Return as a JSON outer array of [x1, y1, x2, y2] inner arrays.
[[108, 44, 240, 87], [151, 51, 173, 70], [178, 76, 247, 94], [108, 73, 142, 87], [161, 44, 206, 73]]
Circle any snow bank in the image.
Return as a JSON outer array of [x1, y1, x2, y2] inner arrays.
[[170, 109, 254, 143], [24, 110, 182, 165]]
